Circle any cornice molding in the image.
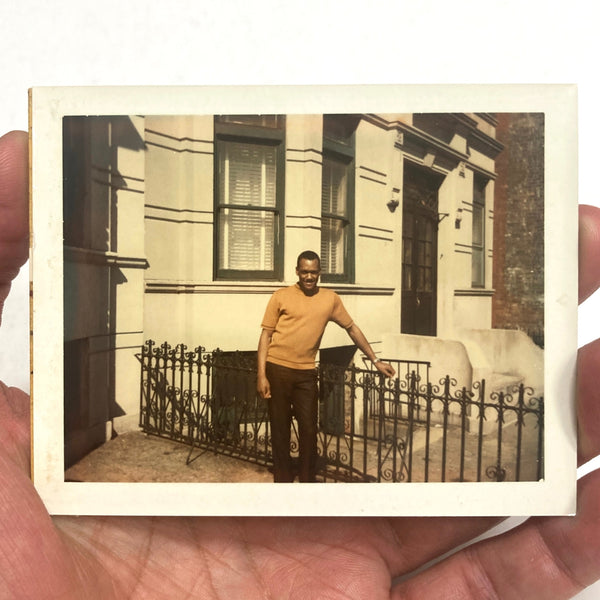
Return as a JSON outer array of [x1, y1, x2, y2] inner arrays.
[[468, 127, 504, 158], [475, 113, 499, 126], [450, 113, 479, 129], [363, 113, 502, 173], [395, 121, 469, 169]]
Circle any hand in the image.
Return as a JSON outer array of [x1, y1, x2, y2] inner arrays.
[[257, 373, 271, 399], [0, 131, 28, 325], [375, 360, 396, 378], [2, 128, 600, 598]]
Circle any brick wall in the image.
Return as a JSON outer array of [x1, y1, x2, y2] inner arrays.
[[492, 113, 545, 347]]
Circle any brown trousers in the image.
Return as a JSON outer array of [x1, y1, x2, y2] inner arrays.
[[265, 362, 319, 482]]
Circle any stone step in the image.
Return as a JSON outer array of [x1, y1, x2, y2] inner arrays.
[[489, 372, 524, 396]]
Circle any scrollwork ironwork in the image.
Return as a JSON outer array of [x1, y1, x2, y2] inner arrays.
[[139, 341, 544, 483], [486, 464, 507, 482]]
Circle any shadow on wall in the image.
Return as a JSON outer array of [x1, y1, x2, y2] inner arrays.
[[63, 115, 147, 469]]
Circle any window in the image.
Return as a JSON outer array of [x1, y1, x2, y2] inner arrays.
[[321, 156, 350, 276], [214, 116, 285, 280], [321, 115, 357, 282], [471, 175, 487, 287]]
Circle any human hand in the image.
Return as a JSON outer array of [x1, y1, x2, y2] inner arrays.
[[375, 360, 396, 379], [257, 373, 271, 399], [0, 131, 28, 326], [2, 129, 600, 598]]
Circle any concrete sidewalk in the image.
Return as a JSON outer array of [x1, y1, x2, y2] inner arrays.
[[65, 430, 273, 483]]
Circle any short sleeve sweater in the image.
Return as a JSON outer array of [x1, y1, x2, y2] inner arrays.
[[261, 284, 354, 369]]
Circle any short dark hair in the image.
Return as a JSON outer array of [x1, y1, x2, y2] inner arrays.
[[296, 250, 320, 268]]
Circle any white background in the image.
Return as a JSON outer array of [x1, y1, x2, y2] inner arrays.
[[1, 1, 599, 597]]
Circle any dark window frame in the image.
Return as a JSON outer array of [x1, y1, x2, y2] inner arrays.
[[320, 116, 357, 284], [471, 174, 487, 288], [213, 116, 286, 281]]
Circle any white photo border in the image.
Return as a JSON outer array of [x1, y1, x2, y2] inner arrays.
[[30, 84, 578, 516]]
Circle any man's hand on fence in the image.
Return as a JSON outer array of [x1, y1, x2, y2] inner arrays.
[[374, 360, 396, 378]]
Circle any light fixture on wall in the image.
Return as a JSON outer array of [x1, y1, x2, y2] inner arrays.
[[387, 188, 400, 213], [455, 207, 463, 229]]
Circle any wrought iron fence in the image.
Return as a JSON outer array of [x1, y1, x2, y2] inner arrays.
[[138, 340, 544, 483]]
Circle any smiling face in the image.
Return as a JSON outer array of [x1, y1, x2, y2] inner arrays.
[[296, 258, 321, 294]]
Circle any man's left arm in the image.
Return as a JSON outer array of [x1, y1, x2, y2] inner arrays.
[[345, 323, 396, 378]]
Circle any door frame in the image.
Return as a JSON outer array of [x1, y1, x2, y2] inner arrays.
[[401, 161, 443, 336]]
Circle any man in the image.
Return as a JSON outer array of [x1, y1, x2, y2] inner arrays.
[[257, 250, 396, 482]]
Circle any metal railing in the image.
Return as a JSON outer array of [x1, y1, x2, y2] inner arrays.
[[138, 340, 544, 483]]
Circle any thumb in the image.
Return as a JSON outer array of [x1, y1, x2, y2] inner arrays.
[[0, 131, 29, 326]]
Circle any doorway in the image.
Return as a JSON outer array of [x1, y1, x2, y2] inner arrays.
[[401, 162, 443, 336]]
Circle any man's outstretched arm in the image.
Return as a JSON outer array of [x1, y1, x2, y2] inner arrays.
[[346, 323, 396, 378]]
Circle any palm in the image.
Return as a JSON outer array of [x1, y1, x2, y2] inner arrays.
[[55, 514, 504, 600], [3, 384, 599, 600]]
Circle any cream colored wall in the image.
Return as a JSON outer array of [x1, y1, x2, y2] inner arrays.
[[283, 114, 322, 279], [144, 114, 214, 284], [354, 121, 400, 287], [112, 266, 145, 429], [142, 115, 400, 356], [143, 115, 216, 347], [453, 295, 492, 331], [435, 170, 461, 339], [144, 289, 270, 352], [438, 165, 494, 337]]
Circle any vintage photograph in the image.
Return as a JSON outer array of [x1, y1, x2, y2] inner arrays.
[[30, 86, 577, 516]]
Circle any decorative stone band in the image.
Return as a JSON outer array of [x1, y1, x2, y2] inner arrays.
[[144, 281, 395, 296]]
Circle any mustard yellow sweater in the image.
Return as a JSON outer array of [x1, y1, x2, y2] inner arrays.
[[261, 284, 353, 369]]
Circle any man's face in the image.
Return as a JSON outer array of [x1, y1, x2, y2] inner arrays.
[[296, 258, 321, 293]]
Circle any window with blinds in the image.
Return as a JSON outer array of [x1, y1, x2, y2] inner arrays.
[[214, 116, 284, 280], [321, 156, 349, 275], [321, 115, 357, 283], [471, 175, 487, 287]]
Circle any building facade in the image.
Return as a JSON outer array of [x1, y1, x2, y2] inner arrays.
[[63, 112, 543, 466]]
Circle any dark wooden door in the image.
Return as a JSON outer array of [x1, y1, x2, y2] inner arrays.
[[401, 163, 442, 336]]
